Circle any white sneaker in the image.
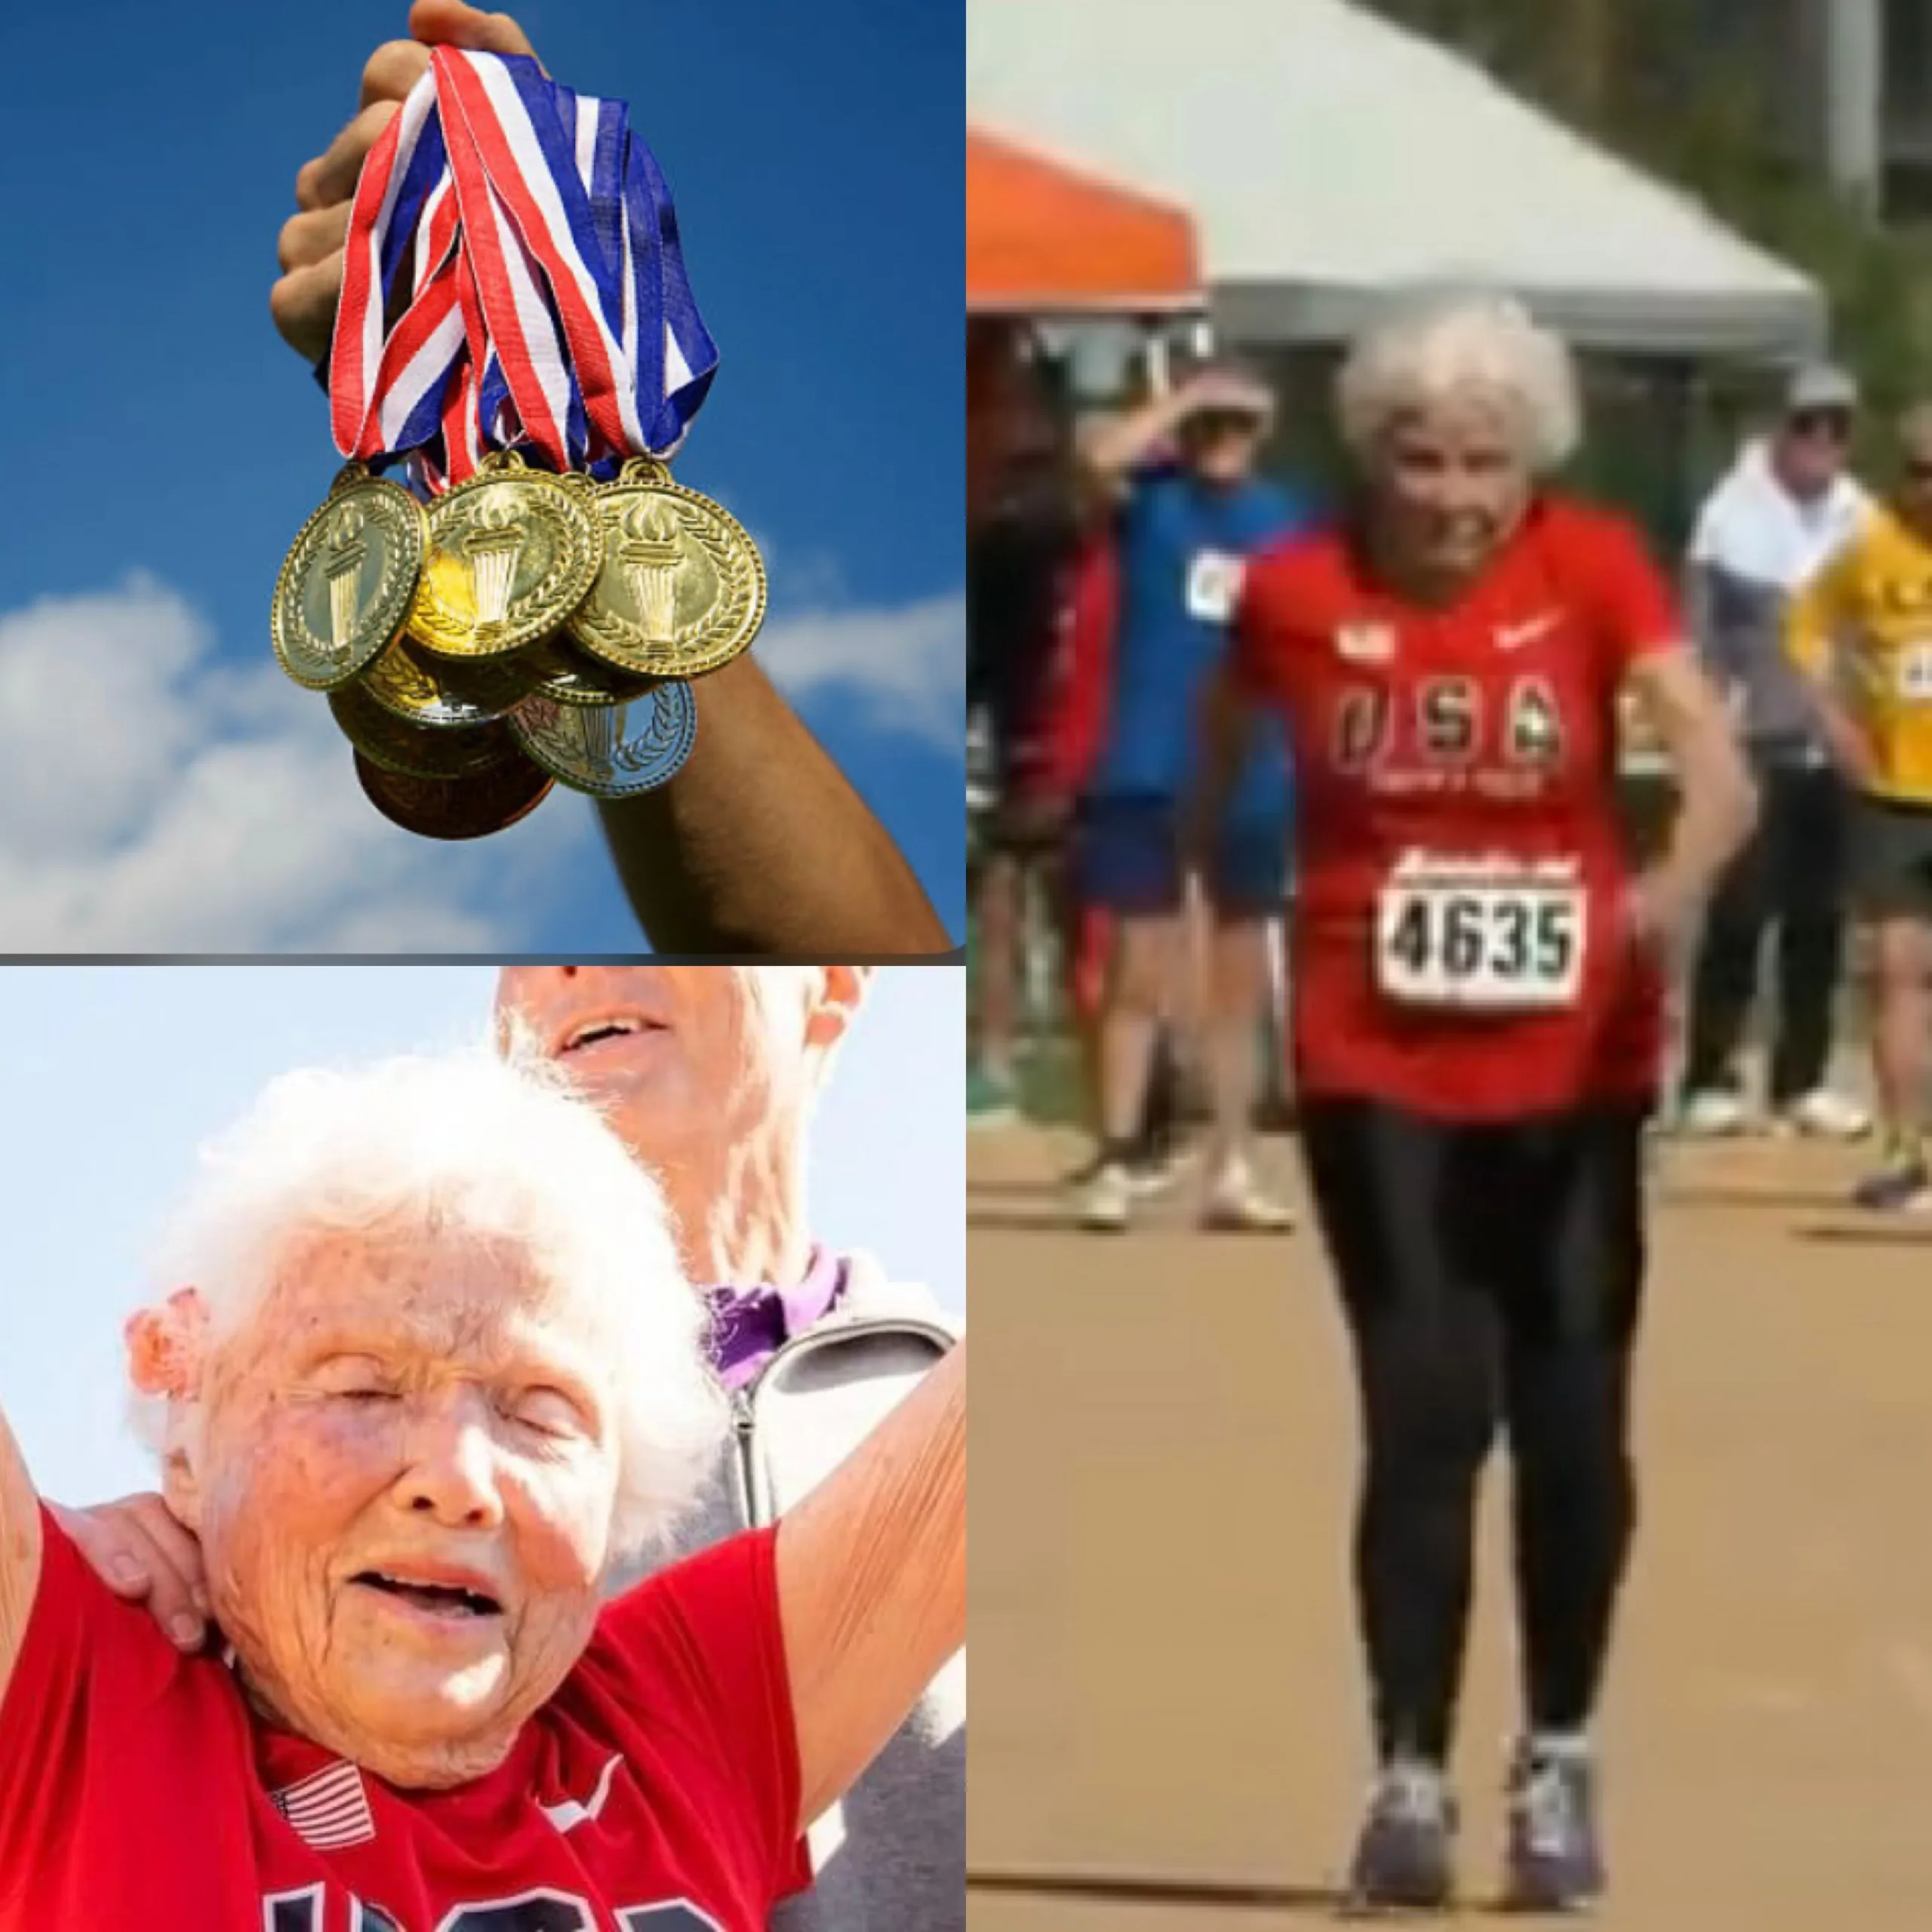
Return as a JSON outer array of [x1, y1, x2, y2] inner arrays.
[[1074, 1161, 1132, 1232], [1775, 1088, 1872, 1141], [1675, 1089, 1751, 1138], [1200, 1162, 1297, 1233]]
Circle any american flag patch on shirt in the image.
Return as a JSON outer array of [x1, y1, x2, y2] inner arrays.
[[269, 1761, 377, 1850]]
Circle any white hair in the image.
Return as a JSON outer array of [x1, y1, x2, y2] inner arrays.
[[1335, 288, 1581, 474], [134, 1043, 724, 1562]]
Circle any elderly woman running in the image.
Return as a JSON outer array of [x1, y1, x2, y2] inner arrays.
[[0, 1044, 964, 1929], [1217, 291, 1754, 1912]]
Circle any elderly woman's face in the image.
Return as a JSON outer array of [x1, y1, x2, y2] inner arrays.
[[1373, 397, 1530, 581], [190, 1226, 620, 1786]]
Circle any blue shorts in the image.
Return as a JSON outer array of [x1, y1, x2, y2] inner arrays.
[[1074, 792, 1291, 919]]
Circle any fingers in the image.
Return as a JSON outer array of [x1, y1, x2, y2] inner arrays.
[[361, 36, 433, 111], [51, 1496, 210, 1650], [269, 258, 344, 366], [295, 99, 403, 214], [277, 203, 350, 277], [408, 0, 539, 59], [122, 1494, 212, 1640]]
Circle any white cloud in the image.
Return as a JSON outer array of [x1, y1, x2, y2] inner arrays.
[[0, 577, 587, 952], [758, 592, 963, 751], [0, 573, 961, 950]]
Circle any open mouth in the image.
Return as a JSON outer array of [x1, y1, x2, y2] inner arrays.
[[352, 1571, 503, 1619], [555, 1013, 666, 1057]]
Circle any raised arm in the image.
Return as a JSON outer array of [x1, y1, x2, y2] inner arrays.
[[0, 1404, 46, 1706], [776, 1337, 965, 1829], [1078, 369, 1271, 494], [269, 0, 950, 957], [592, 660, 947, 955]]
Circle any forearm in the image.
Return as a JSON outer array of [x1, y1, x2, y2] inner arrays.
[[0, 1406, 45, 1701], [595, 655, 949, 955], [1659, 711, 1755, 884], [778, 1337, 966, 1826], [1080, 391, 1192, 484]]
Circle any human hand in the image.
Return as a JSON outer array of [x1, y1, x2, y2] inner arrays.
[[1623, 864, 1702, 955], [51, 1493, 211, 1651], [270, 3, 540, 365], [1177, 368, 1274, 421]]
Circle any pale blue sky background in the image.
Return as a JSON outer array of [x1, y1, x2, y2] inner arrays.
[[0, 966, 962, 1507], [0, 1, 961, 951]]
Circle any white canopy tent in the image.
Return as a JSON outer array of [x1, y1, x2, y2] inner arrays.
[[967, 0, 1826, 359]]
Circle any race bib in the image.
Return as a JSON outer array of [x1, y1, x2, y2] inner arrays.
[[1185, 549, 1244, 622], [1374, 853, 1586, 1011], [1897, 641, 1932, 702]]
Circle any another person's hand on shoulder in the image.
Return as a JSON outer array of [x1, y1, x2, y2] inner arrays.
[[271, 3, 537, 364], [52, 1493, 211, 1654]]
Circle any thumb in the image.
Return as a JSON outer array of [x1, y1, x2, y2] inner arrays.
[[408, 1, 540, 61]]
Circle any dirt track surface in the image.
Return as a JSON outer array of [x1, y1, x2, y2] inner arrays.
[[968, 1121, 1932, 1930]]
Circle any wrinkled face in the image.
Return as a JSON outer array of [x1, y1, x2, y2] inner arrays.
[[191, 1227, 620, 1787], [1371, 395, 1532, 583], [497, 966, 816, 1188], [1775, 408, 1852, 497], [1181, 408, 1269, 485]]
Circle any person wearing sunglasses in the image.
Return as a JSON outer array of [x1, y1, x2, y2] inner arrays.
[[1675, 363, 1873, 1142], [1069, 357, 1315, 1232], [1786, 402, 1932, 1209]]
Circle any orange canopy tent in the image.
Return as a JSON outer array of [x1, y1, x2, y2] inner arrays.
[[967, 128, 1201, 315]]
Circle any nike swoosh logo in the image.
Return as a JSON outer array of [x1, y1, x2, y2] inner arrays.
[[540, 1753, 621, 1834], [1497, 611, 1563, 650]]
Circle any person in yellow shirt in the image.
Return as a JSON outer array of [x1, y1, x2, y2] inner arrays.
[[1786, 403, 1932, 1209]]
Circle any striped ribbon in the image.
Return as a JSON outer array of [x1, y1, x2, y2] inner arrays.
[[327, 50, 717, 491]]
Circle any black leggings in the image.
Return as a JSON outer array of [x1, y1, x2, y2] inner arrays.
[[1300, 1096, 1648, 1764]]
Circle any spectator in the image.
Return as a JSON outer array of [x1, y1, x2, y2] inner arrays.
[[1786, 402, 1932, 1210], [968, 337, 1082, 1124], [1675, 363, 1873, 1138], [1069, 360, 1314, 1232]]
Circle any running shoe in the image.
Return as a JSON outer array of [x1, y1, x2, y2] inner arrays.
[[1072, 1160, 1132, 1232], [1774, 1088, 1872, 1141], [1503, 1740, 1604, 1914], [1344, 1760, 1457, 1913], [1199, 1161, 1297, 1233], [1673, 1088, 1751, 1138], [1850, 1137, 1932, 1213]]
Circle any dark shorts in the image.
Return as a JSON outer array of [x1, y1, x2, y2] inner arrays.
[[1074, 793, 1290, 920], [1847, 793, 1932, 920]]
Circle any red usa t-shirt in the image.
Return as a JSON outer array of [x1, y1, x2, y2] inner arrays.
[[1232, 495, 1675, 1119], [0, 1509, 808, 1931]]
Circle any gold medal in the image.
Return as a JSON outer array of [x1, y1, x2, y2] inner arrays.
[[361, 636, 530, 728], [328, 678, 519, 783], [406, 450, 601, 660], [271, 463, 427, 691], [566, 457, 767, 679], [515, 633, 660, 709], [353, 749, 555, 841], [512, 681, 698, 798]]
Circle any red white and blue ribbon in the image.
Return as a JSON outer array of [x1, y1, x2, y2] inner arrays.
[[328, 50, 717, 493]]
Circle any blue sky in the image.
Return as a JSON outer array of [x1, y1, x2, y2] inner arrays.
[[0, 2, 961, 951], [0, 965, 963, 1508]]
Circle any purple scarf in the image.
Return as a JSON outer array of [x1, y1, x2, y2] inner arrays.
[[704, 1245, 849, 1390]]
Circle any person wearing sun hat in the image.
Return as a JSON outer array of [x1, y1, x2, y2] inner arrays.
[[1675, 359, 1873, 1141]]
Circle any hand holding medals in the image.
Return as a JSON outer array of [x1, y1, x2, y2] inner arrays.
[[269, 48, 765, 838]]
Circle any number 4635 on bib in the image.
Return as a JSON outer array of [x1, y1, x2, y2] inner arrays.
[[1374, 854, 1586, 1011]]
